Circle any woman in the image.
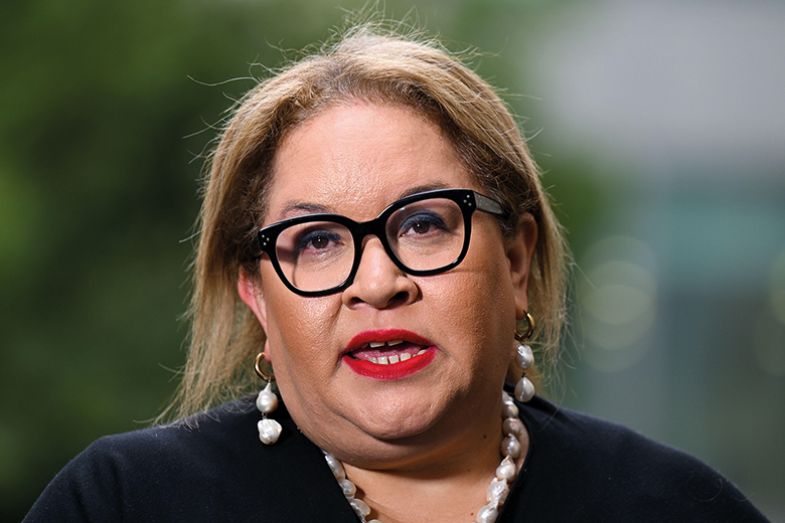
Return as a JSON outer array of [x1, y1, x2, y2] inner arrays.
[[26, 27, 766, 522]]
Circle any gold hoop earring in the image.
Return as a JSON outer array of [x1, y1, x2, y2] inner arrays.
[[514, 311, 536, 341], [254, 351, 275, 382], [254, 352, 281, 445], [513, 311, 536, 403]]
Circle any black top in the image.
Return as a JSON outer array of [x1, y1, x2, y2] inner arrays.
[[24, 396, 768, 522]]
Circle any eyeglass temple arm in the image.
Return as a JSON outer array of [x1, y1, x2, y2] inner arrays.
[[474, 192, 508, 217]]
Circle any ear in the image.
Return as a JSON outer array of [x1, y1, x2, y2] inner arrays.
[[505, 212, 538, 318], [237, 268, 268, 332]]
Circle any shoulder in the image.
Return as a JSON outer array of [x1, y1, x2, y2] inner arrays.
[[24, 399, 256, 522], [24, 398, 353, 522], [507, 397, 768, 522], [67, 397, 262, 486], [78, 397, 260, 474]]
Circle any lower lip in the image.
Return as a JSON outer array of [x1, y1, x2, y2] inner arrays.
[[343, 347, 437, 380]]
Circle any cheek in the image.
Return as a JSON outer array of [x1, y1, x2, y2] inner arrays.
[[425, 259, 516, 369], [262, 287, 338, 373]]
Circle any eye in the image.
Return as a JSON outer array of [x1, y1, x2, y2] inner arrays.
[[295, 228, 344, 254], [399, 212, 448, 237]]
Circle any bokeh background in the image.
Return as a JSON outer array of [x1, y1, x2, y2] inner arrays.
[[2, 0, 783, 520]]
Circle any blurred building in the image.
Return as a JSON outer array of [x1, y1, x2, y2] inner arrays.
[[522, 1, 785, 517]]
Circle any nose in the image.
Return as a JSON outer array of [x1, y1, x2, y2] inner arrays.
[[341, 237, 419, 309]]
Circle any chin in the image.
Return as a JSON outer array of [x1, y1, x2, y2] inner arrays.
[[350, 395, 447, 441], [359, 416, 435, 442]]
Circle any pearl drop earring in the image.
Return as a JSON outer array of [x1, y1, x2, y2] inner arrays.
[[254, 352, 282, 445], [514, 312, 536, 403]]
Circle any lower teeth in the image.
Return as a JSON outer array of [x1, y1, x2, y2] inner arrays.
[[364, 349, 425, 365]]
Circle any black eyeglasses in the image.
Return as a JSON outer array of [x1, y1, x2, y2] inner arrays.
[[255, 188, 508, 297]]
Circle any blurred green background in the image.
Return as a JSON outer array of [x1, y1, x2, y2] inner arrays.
[[2, 1, 783, 520]]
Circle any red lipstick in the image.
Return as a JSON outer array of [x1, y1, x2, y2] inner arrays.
[[343, 329, 437, 380]]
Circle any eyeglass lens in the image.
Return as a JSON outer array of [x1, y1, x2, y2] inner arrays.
[[273, 197, 466, 292]]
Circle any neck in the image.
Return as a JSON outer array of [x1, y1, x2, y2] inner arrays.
[[344, 458, 498, 523], [335, 395, 529, 523]]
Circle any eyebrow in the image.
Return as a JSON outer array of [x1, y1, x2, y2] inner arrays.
[[277, 202, 330, 220], [274, 181, 453, 221], [397, 182, 449, 199]]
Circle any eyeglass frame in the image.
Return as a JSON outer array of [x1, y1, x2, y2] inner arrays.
[[255, 188, 509, 297]]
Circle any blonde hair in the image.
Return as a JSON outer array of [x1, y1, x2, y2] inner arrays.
[[164, 25, 568, 420]]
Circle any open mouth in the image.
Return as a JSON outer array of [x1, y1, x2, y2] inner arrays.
[[347, 340, 429, 365], [342, 330, 437, 380]]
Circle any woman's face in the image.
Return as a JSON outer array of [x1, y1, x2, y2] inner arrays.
[[239, 102, 535, 465]]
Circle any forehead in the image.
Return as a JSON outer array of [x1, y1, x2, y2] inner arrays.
[[265, 102, 476, 223]]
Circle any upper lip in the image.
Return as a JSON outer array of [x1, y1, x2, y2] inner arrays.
[[344, 329, 434, 354]]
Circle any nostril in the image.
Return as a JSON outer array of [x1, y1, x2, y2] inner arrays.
[[390, 290, 411, 305], [344, 281, 419, 309], [348, 295, 365, 307], [347, 289, 410, 308]]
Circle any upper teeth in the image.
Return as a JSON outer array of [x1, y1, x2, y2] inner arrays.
[[367, 340, 404, 348]]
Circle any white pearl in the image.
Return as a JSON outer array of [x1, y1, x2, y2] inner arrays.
[[516, 343, 534, 369], [514, 376, 535, 403], [501, 392, 515, 405], [502, 402, 519, 418], [501, 434, 521, 459], [476, 504, 499, 523], [338, 478, 356, 498], [255, 383, 278, 414], [503, 417, 525, 436], [487, 477, 509, 506], [257, 418, 282, 445], [323, 453, 346, 480], [495, 456, 517, 481], [349, 498, 371, 517]]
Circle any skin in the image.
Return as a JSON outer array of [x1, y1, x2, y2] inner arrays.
[[238, 101, 537, 522]]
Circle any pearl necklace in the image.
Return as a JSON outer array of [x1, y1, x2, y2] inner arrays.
[[321, 392, 525, 523]]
